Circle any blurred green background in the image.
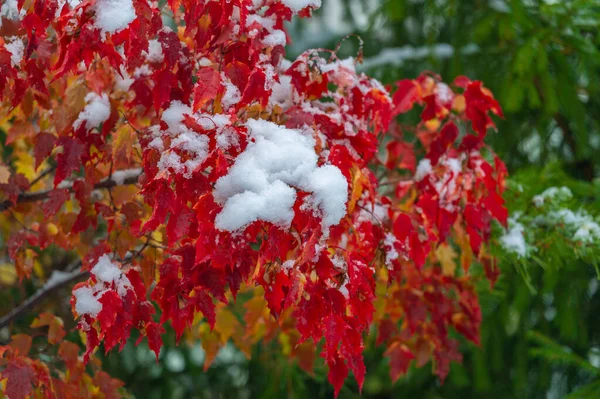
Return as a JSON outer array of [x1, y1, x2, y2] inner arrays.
[[53, 0, 600, 397]]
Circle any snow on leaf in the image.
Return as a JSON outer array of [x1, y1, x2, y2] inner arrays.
[[213, 119, 348, 232]]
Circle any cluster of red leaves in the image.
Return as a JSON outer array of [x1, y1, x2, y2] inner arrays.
[[0, 313, 124, 398], [372, 73, 506, 382], [0, 0, 507, 397]]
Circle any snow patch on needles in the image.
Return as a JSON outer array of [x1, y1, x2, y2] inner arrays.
[[73, 92, 111, 131], [532, 186, 572, 207], [73, 255, 132, 318], [94, 0, 136, 35], [545, 209, 600, 244], [213, 119, 348, 232], [500, 217, 528, 257]]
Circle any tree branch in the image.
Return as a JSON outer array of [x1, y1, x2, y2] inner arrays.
[[0, 168, 143, 212], [0, 251, 138, 330], [0, 262, 88, 330]]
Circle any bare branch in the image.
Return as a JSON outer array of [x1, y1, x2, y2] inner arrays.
[[0, 168, 143, 212], [0, 251, 138, 330], [0, 261, 87, 330]]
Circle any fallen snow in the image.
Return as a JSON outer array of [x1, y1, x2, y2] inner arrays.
[[574, 220, 600, 243], [338, 278, 349, 298], [154, 101, 211, 178], [213, 119, 348, 232], [360, 44, 480, 70], [383, 233, 399, 269], [262, 30, 286, 47], [280, 0, 322, 13], [55, 0, 82, 15], [532, 186, 572, 207], [246, 14, 275, 31], [269, 75, 294, 109], [73, 286, 103, 317], [94, 0, 136, 35], [109, 168, 142, 186], [546, 209, 600, 244], [145, 39, 164, 63], [436, 82, 453, 104], [0, 0, 25, 28], [46, 270, 76, 287], [114, 66, 134, 91], [91, 256, 123, 283], [220, 75, 241, 110], [4, 37, 24, 67], [415, 158, 432, 181], [161, 101, 192, 135], [320, 57, 355, 74], [73, 255, 133, 318], [73, 92, 111, 131], [500, 218, 527, 257]]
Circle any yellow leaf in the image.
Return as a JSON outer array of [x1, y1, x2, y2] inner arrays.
[[14, 151, 36, 179], [46, 223, 59, 236], [214, 309, 239, 344], [0, 165, 10, 184], [0, 106, 18, 130], [435, 243, 457, 276], [112, 125, 135, 167], [0, 263, 17, 285], [29, 249, 43, 279], [456, 227, 474, 273], [452, 94, 466, 113], [348, 166, 366, 214], [278, 332, 292, 356], [243, 293, 268, 341], [425, 118, 440, 132], [199, 324, 221, 371], [54, 78, 87, 134]]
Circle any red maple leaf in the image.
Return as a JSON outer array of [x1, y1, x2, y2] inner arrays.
[[2, 360, 35, 399]]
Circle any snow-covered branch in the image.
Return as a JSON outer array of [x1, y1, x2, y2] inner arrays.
[[359, 43, 479, 70]]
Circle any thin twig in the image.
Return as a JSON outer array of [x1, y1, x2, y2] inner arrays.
[[29, 167, 55, 187]]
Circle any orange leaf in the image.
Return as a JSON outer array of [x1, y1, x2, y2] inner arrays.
[[435, 243, 457, 276], [9, 334, 32, 357], [0, 164, 10, 184], [31, 312, 66, 344]]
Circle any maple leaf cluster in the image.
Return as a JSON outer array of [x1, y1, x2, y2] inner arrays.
[[0, 314, 123, 398], [0, 0, 508, 397]]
